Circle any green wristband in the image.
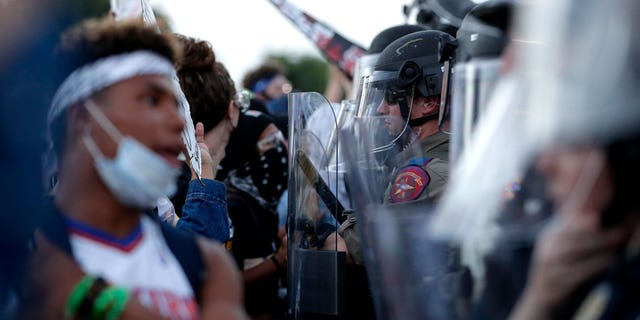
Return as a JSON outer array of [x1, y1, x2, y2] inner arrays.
[[64, 275, 95, 319], [93, 286, 130, 320], [105, 288, 130, 320]]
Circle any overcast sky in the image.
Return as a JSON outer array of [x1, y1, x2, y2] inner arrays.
[[152, 0, 412, 85]]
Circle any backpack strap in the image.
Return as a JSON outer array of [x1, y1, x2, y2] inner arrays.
[[159, 223, 206, 304], [39, 202, 73, 256]]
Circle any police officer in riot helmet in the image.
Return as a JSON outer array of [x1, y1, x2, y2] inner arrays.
[[358, 29, 456, 203], [342, 29, 470, 319], [343, 29, 457, 269], [345, 21, 430, 302], [338, 25, 439, 320]]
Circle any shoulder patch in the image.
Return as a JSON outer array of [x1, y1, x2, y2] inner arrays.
[[407, 157, 432, 167], [390, 165, 431, 203]]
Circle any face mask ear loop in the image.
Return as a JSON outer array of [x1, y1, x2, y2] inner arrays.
[[82, 125, 106, 161], [84, 99, 123, 143]]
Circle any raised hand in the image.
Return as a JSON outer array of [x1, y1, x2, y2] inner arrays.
[[194, 122, 215, 180], [511, 211, 631, 319]]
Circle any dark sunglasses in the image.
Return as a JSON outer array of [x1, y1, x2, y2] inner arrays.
[[384, 87, 408, 105]]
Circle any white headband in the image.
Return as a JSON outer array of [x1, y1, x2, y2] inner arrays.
[[48, 50, 176, 123]]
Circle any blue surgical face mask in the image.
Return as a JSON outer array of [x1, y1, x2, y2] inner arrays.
[[82, 100, 179, 209]]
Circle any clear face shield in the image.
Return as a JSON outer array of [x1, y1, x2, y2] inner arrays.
[[340, 114, 470, 320], [323, 99, 357, 178], [351, 53, 380, 101], [356, 70, 416, 156], [338, 64, 462, 319], [426, 0, 640, 317], [450, 58, 502, 165]]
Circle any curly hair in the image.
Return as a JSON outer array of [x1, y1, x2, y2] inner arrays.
[[174, 34, 236, 133], [57, 17, 179, 72], [241, 62, 286, 93], [49, 17, 180, 165]]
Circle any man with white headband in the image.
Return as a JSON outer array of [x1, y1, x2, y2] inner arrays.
[[35, 18, 246, 319]]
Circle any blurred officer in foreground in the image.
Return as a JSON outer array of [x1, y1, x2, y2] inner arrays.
[[431, 0, 640, 319]]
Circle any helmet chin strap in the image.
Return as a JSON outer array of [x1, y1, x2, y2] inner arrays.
[[398, 88, 439, 127], [408, 113, 439, 127], [393, 123, 418, 152]]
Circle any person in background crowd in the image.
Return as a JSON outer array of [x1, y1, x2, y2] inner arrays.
[[218, 110, 289, 320], [174, 34, 288, 318], [169, 34, 242, 243], [242, 63, 291, 110], [242, 62, 291, 137]]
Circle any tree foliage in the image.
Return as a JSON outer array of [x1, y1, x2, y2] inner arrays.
[[266, 53, 330, 93]]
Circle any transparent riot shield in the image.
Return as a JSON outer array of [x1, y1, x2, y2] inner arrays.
[[341, 113, 472, 320], [449, 58, 501, 166], [323, 99, 357, 188], [429, 0, 640, 318], [287, 92, 349, 319]]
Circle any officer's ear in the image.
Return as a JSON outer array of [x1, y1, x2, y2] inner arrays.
[[414, 95, 439, 116]]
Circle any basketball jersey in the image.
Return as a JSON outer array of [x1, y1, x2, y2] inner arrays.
[[66, 215, 198, 320]]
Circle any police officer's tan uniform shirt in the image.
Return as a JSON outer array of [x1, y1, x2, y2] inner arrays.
[[385, 131, 449, 203], [340, 132, 450, 265]]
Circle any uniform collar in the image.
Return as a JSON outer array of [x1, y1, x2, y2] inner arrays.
[[419, 131, 449, 154], [392, 131, 450, 166]]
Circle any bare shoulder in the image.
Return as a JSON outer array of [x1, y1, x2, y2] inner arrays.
[[195, 237, 248, 320]]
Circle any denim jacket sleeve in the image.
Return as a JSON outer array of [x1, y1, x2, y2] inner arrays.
[[176, 179, 231, 242]]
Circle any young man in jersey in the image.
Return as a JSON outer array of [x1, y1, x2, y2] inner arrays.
[[33, 18, 247, 319]]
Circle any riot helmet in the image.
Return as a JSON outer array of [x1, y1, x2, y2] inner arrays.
[[450, 0, 515, 164], [369, 25, 428, 54], [351, 24, 426, 101], [404, 0, 480, 36], [456, 0, 513, 62], [357, 30, 457, 153], [431, 0, 640, 291]]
